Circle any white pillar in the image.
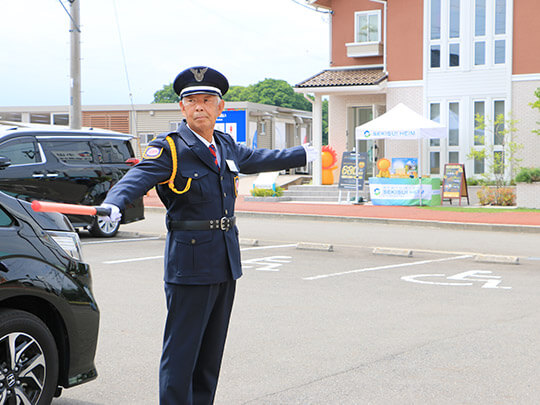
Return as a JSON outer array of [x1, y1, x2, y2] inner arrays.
[[69, 0, 82, 130], [312, 94, 323, 185]]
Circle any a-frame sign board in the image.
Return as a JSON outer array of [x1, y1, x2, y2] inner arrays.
[[442, 163, 469, 205]]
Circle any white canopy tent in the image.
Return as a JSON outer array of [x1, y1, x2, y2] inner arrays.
[[354, 103, 447, 204]]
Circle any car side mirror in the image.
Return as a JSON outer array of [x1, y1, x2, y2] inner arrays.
[[0, 156, 11, 170]]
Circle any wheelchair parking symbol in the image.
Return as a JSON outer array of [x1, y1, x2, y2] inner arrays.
[[242, 256, 292, 272], [401, 270, 511, 289]]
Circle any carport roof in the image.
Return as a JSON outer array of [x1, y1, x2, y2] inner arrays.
[[295, 67, 387, 88]]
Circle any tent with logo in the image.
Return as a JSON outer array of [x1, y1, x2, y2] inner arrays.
[[354, 103, 447, 204]]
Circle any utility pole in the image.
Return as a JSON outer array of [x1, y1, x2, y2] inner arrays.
[[69, 0, 82, 129]]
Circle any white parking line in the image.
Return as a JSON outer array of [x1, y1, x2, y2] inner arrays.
[[102, 244, 296, 264], [83, 236, 161, 245], [103, 255, 164, 264], [303, 255, 473, 281]]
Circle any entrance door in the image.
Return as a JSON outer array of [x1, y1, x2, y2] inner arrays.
[[347, 106, 374, 175]]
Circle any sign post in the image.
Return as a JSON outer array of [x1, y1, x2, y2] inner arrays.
[[442, 163, 469, 205], [338, 152, 367, 203]]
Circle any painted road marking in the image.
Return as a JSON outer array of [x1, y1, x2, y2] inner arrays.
[[83, 236, 161, 245], [402, 270, 511, 289], [242, 256, 292, 272], [303, 255, 472, 281], [102, 244, 295, 264]]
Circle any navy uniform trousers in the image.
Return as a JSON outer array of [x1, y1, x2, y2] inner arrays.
[[104, 121, 306, 404]]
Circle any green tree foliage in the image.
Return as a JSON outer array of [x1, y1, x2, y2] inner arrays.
[[223, 78, 312, 111], [530, 87, 540, 136], [467, 112, 522, 190], [152, 83, 179, 103], [151, 78, 328, 144]]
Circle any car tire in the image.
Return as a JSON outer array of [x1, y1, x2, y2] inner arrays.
[[89, 216, 120, 237], [0, 309, 59, 405]]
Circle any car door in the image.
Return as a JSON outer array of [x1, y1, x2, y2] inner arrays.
[[37, 137, 101, 205], [0, 136, 48, 200]]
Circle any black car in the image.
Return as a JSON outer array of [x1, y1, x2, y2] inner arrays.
[[0, 190, 99, 403], [0, 125, 144, 237]]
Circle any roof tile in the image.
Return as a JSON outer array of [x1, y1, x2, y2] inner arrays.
[[296, 68, 387, 88]]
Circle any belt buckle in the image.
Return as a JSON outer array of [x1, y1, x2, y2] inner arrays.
[[220, 216, 230, 231]]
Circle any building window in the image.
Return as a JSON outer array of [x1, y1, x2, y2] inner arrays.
[[475, 0, 486, 36], [474, 157, 485, 174], [430, 152, 440, 174], [448, 102, 459, 146], [449, 0, 460, 38], [494, 100, 505, 145], [30, 113, 51, 124], [139, 133, 155, 145], [430, 0, 441, 40], [474, 101, 485, 145], [0, 112, 22, 122], [494, 39, 505, 64], [431, 45, 441, 68], [430, 103, 441, 146], [354, 11, 381, 43], [449, 43, 460, 67], [495, 0, 506, 34], [53, 113, 69, 126], [474, 41, 486, 65], [449, 151, 459, 163]]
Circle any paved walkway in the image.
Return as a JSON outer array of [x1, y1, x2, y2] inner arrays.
[[143, 188, 540, 231]]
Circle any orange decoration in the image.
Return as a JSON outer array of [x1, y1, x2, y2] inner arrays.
[[321, 145, 338, 185]]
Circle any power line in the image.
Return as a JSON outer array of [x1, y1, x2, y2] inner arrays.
[[57, 0, 81, 32]]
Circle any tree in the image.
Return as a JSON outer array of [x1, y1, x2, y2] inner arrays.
[[223, 78, 312, 111], [152, 83, 179, 103], [467, 112, 522, 190], [151, 78, 328, 144], [530, 87, 540, 136]]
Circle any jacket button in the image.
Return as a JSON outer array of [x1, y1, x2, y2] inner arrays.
[[223, 192, 227, 197], [191, 239, 196, 244], [220, 176, 224, 181], [225, 209, 228, 215], [194, 173, 199, 177]]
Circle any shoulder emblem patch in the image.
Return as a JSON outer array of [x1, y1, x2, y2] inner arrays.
[[143, 146, 163, 159]]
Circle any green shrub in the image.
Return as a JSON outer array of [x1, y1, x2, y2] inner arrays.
[[515, 167, 540, 183], [477, 186, 516, 206], [250, 186, 284, 197]]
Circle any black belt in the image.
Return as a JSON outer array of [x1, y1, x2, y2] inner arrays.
[[167, 216, 236, 232]]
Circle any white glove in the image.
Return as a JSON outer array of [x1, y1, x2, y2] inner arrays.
[[99, 203, 122, 222], [302, 143, 317, 163]]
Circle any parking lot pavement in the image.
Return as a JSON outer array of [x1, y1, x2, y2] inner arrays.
[[55, 230, 540, 404]]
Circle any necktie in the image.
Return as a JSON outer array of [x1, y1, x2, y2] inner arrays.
[[208, 144, 219, 168]]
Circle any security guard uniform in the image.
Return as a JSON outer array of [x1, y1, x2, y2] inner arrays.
[[104, 119, 307, 404]]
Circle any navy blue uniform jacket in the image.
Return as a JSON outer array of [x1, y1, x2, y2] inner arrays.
[[104, 121, 306, 285]]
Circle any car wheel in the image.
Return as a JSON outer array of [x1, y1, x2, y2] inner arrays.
[[0, 309, 59, 405], [89, 216, 120, 237]]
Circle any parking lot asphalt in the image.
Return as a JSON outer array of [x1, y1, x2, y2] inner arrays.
[[143, 188, 540, 233], [56, 215, 540, 404]]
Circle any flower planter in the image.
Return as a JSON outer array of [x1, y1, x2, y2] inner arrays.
[[516, 182, 540, 209]]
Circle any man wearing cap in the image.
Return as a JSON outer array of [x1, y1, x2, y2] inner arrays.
[[100, 66, 316, 405]]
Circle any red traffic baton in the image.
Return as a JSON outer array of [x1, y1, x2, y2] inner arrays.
[[31, 200, 111, 217]]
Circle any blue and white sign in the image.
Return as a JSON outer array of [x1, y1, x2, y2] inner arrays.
[[215, 109, 246, 143]]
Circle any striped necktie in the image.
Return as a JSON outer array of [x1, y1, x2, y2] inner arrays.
[[208, 144, 219, 168]]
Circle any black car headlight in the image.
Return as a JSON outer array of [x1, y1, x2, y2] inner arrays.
[[47, 230, 84, 261]]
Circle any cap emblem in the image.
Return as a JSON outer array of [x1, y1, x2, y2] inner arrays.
[[190, 67, 208, 82]]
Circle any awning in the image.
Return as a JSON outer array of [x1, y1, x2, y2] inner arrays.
[[295, 68, 387, 88]]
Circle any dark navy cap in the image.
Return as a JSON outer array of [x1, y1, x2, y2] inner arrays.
[[173, 66, 229, 99]]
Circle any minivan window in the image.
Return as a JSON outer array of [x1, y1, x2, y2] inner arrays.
[[42, 140, 94, 164], [0, 138, 42, 165], [0, 207, 12, 227], [94, 139, 132, 163]]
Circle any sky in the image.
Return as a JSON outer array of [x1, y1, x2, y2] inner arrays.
[[0, 0, 330, 107]]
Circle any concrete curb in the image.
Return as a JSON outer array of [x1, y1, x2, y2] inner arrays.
[[143, 205, 540, 234]]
